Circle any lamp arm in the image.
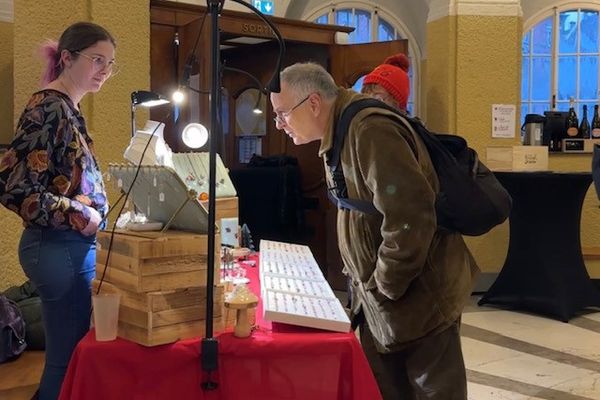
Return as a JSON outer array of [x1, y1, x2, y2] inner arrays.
[[180, 11, 209, 88], [223, 66, 266, 94], [186, 86, 211, 95], [227, 0, 286, 93]]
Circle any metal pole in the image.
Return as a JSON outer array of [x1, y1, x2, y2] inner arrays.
[[201, 0, 222, 391]]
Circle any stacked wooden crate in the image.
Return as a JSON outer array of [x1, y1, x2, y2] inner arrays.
[[94, 230, 224, 346], [201, 197, 239, 228]]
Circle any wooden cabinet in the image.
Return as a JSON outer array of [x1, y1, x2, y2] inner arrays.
[[150, 0, 406, 289]]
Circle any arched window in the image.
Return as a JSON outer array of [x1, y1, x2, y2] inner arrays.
[[310, 6, 419, 115], [522, 7, 600, 122]]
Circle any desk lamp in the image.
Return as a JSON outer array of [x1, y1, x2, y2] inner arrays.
[[181, 122, 209, 149], [131, 90, 170, 138]]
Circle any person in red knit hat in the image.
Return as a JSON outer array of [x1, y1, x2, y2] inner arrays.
[[362, 53, 410, 113]]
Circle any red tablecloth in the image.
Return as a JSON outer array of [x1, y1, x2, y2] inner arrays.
[[59, 255, 381, 400]]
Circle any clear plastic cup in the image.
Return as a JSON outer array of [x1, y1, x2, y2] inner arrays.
[[92, 293, 120, 341]]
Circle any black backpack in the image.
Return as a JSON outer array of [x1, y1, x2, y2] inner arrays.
[[0, 294, 27, 363], [326, 98, 512, 236], [3, 281, 44, 350]]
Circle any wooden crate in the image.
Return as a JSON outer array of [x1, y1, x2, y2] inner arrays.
[[96, 230, 221, 293], [201, 196, 239, 228], [486, 145, 549, 171], [92, 280, 225, 346]]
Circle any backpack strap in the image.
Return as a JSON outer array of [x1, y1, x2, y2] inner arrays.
[[326, 190, 380, 214], [326, 98, 401, 214]]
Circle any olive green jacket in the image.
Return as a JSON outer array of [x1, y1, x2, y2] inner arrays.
[[320, 89, 479, 353]]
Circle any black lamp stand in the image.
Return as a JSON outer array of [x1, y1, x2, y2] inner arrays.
[[200, 0, 223, 390], [200, 0, 285, 390]]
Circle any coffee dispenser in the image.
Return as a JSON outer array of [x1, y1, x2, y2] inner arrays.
[[521, 114, 545, 146]]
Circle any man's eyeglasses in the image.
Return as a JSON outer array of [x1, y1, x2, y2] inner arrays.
[[273, 95, 310, 125], [75, 51, 120, 76]]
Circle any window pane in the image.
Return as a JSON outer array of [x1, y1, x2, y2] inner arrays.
[[580, 10, 599, 53], [522, 57, 530, 100], [353, 76, 365, 92], [531, 102, 550, 116], [556, 101, 570, 112], [579, 56, 598, 99], [335, 9, 371, 44], [559, 10, 579, 54], [351, 10, 371, 43], [522, 31, 531, 55], [532, 17, 553, 55], [378, 19, 395, 41], [520, 103, 530, 125], [335, 9, 352, 27], [315, 14, 328, 24], [531, 56, 551, 101], [558, 56, 577, 100]]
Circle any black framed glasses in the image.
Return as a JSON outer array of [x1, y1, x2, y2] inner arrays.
[[273, 95, 310, 125]]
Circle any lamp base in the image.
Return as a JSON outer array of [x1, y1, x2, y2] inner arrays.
[[201, 337, 219, 390]]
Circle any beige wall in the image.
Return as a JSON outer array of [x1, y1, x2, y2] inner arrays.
[[426, 14, 522, 274], [425, 12, 600, 278], [1, 1, 150, 291], [0, 21, 13, 144], [425, 16, 457, 133], [0, 20, 16, 289]]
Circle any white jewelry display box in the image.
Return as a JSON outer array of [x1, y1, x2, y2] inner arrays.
[[259, 240, 351, 333]]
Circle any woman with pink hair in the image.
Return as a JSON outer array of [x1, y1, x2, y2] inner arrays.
[[0, 22, 116, 399]]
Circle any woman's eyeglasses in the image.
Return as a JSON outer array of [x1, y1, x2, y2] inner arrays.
[[75, 51, 120, 76]]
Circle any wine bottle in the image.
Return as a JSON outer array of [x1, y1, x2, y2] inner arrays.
[[592, 105, 600, 138], [579, 104, 590, 139], [566, 97, 579, 138]]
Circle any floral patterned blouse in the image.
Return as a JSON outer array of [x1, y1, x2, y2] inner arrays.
[[0, 89, 108, 232]]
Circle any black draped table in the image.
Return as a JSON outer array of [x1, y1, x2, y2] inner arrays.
[[478, 171, 600, 321]]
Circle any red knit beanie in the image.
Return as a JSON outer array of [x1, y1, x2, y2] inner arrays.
[[363, 54, 410, 110]]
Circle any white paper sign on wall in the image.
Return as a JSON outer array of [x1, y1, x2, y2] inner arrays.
[[492, 104, 516, 138]]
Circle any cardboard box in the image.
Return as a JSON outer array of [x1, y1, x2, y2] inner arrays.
[[92, 280, 224, 346], [486, 145, 549, 171], [96, 230, 220, 293]]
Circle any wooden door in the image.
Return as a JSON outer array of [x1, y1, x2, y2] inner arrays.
[[150, 1, 408, 290]]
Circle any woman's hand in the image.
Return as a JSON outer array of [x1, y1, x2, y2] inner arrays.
[[80, 206, 102, 236]]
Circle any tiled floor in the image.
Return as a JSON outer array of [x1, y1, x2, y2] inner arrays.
[[463, 298, 600, 400], [1, 297, 599, 399]]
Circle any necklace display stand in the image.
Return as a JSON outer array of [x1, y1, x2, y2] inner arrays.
[[108, 164, 210, 234], [171, 153, 237, 199]]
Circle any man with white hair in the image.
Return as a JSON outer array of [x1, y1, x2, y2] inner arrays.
[[270, 62, 478, 400]]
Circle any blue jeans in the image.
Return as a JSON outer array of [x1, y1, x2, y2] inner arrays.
[[19, 227, 96, 400]]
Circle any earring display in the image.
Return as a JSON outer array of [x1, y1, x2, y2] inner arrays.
[[260, 240, 351, 333], [108, 164, 210, 233]]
